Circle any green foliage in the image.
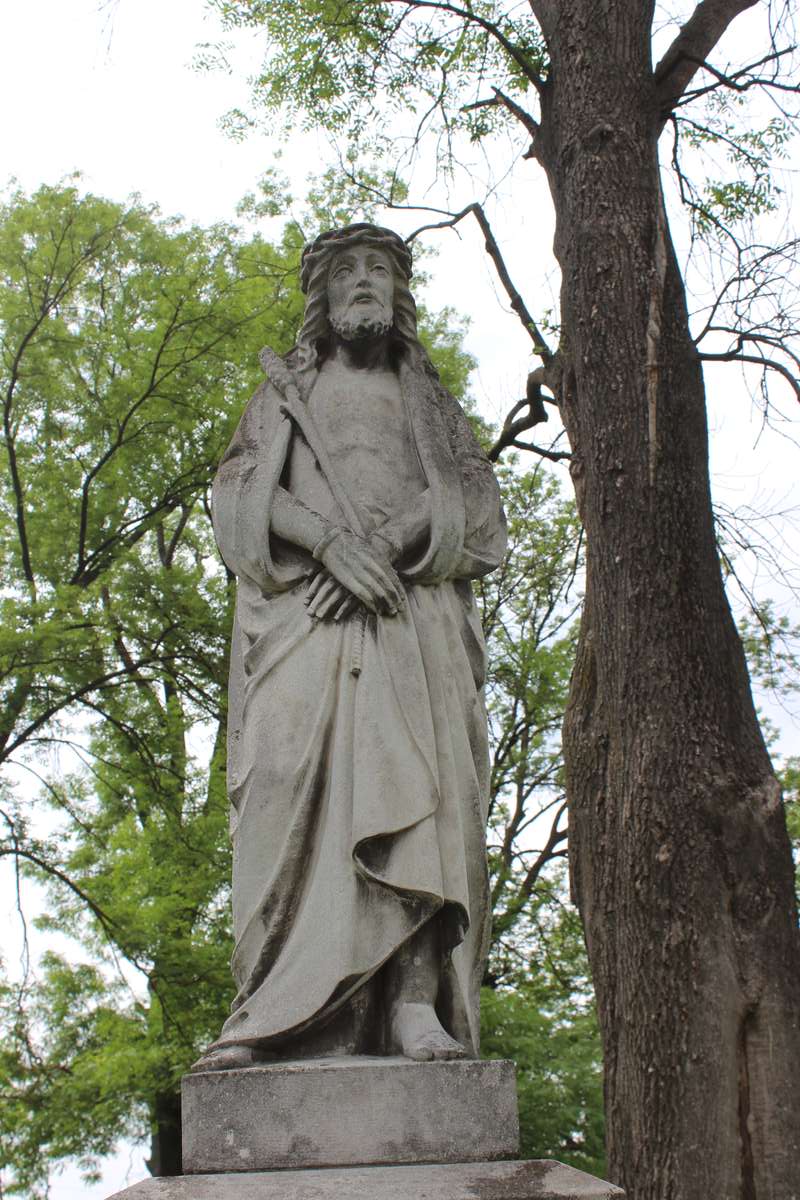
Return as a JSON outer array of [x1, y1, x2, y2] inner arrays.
[[0, 959, 150, 1194], [236, 161, 410, 232], [301, 164, 409, 234], [476, 463, 581, 969], [0, 179, 303, 775], [777, 757, 800, 903], [205, 1, 547, 150], [738, 603, 800, 701], [419, 303, 475, 398], [481, 883, 605, 1176], [204, 1, 793, 246], [236, 164, 293, 218], [675, 107, 790, 235], [471, 463, 602, 1166]]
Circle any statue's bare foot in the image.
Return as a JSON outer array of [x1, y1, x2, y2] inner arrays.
[[191, 1043, 274, 1073], [390, 1002, 468, 1061]]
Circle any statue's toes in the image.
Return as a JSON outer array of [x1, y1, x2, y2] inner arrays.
[[404, 1037, 436, 1061], [428, 1032, 468, 1061], [405, 1030, 467, 1061], [191, 1044, 261, 1072]]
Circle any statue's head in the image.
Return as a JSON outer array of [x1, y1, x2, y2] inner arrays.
[[295, 223, 423, 372]]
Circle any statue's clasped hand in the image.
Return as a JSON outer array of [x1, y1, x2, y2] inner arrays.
[[306, 527, 404, 622]]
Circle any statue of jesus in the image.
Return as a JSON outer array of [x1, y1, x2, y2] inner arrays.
[[194, 223, 506, 1072]]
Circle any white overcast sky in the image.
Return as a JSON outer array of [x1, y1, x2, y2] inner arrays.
[[1, 2, 798, 1196]]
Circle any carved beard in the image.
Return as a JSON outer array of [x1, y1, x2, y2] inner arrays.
[[329, 306, 393, 342]]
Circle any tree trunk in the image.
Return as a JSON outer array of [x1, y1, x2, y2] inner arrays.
[[535, 4, 800, 1196], [145, 1090, 182, 1177]]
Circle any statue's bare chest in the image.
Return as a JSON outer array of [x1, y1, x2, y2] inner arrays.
[[300, 362, 426, 525], [309, 365, 409, 453]]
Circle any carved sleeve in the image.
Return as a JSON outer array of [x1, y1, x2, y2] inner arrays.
[[211, 382, 298, 591]]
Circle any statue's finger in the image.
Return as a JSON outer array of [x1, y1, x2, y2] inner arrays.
[[360, 560, 405, 612], [308, 590, 339, 619], [333, 595, 358, 622], [305, 571, 328, 603], [315, 585, 350, 620], [307, 576, 341, 617], [328, 557, 391, 613], [318, 567, 379, 614], [362, 550, 403, 593], [344, 576, 379, 613]]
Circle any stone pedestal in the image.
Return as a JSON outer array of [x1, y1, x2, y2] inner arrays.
[[182, 1056, 518, 1173], [106, 1058, 624, 1199], [108, 1159, 624, 1198]]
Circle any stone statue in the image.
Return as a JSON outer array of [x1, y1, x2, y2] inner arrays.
[[194, 223, 507, 1072]]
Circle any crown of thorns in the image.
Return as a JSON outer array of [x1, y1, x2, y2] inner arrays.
[[300, 223, 413, 293]]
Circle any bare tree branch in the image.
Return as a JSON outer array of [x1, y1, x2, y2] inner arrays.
[[463, 85, 540, 156], [500, 439, 571, 462], [672, 46, 798, 108], [383, 0, 546, 92], [407, 200, 555, 364], [0, 822, 120, 941], [518, 801, 569, 901], [1, 659, 163, 765], [699, 347, 800, 402], [654, 0, 760, 117]]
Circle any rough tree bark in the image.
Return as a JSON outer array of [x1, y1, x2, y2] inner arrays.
[[529, 2, 800, 1196]]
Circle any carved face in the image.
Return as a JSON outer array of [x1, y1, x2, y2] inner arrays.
[[327, 244, 394, 341]]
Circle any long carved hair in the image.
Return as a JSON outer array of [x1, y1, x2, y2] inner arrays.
[[292, 224, 437, 383]]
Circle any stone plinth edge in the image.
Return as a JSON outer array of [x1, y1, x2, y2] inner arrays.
[[106, 1159, 624, 1199], [181, 1056, 519, 1173]]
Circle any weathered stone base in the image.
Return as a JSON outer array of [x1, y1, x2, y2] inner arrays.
[[182, 1056, 519, 1173], [107, 1160, 624, 1199]]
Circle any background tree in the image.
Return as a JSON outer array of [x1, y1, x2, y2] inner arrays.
[[199, 2, 800, 1196], [0, 179, 299, 1192], [477, 462, 605, 1176], [480, 897, 604, 1176], [0, 179, 297, 778], [480, 464, 580, 966]]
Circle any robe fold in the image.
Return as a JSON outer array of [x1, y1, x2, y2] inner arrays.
[[210, 347, 507, 1056]]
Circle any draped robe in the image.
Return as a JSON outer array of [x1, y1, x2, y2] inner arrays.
[[210, 347, 506, 1056]]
